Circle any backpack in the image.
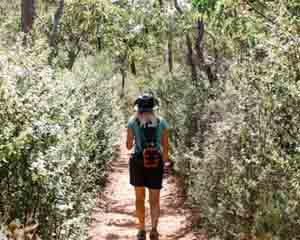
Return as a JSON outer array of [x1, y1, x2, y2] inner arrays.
[[136, 117, 161, 168]]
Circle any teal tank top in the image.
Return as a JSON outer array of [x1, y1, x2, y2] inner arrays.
[[127, 115, 169, 154]]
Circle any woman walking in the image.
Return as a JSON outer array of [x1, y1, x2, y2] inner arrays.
[[126, 93, 170, 240]]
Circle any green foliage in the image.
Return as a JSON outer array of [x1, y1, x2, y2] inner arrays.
[[192, 0, 218, 14], [157, 1, 300, 239], [1, 0, 300, 239], [0, 38, 123, 239]]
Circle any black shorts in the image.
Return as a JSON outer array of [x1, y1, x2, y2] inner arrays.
[[129, 152, 165, 189]]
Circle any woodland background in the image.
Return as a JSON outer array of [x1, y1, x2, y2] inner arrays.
[[0, 0, 299, 239]]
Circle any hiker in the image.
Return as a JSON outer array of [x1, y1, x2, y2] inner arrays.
[[126, 94, 170, 240]]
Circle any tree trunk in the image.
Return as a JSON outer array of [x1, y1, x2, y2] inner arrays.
[[158, 0, 163, 8], [96, 18, 103, 51], [167, 31, 173, 73], [174, 0, 198, 84], [48, 0, 65, 65], [49, 0, 64, 48], [21, 0, 35, 33], [120, 68, 126, 98], [194, 18, 217, 86], [186, 34, 198, 84], [66, 48, 81, 69], [130, 58, 137, 75]]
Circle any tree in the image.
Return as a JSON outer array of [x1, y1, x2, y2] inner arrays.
[[21, 0, 35, 33]]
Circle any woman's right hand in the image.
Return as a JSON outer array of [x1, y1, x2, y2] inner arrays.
[[163, 160, 172, 175]]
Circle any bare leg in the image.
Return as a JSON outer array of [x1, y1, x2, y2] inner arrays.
[[149, 188, 161, 230], [134, 187, 146, 230]]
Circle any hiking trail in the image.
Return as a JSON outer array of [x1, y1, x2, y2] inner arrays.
[[89, 130, 206, 240]]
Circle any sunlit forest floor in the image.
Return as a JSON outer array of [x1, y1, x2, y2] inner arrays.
[[89, 130, 205, 240]]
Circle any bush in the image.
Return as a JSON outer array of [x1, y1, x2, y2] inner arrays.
[[155, 3, 300, 238], [0, 38, 123, 240], [175, 24, 300, 240]]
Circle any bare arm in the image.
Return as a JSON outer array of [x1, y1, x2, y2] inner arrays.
[[126, 127, 134, 150], [161, 128, 169, 162]]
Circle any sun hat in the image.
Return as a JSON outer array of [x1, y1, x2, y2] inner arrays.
[[134, 94, 159, 113]]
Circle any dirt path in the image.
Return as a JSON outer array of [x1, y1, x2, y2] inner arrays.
[[89, 131, 204, 240]]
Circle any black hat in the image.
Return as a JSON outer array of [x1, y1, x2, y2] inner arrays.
[[134, 94, 159, 113]]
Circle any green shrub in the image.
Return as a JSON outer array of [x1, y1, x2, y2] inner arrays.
[[175, 25, 300, 240], [156, 2, 300, 238], [0, 38, 123, 240]]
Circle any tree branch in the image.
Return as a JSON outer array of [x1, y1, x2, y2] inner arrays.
[[174, 0, 183, 15], [245, 0, 276, 25]]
